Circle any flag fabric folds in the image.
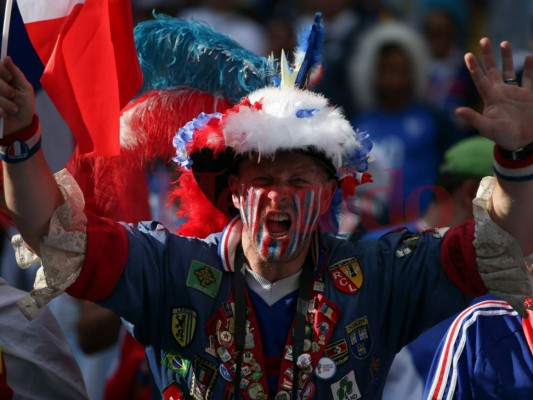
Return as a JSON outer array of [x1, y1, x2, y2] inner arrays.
[[16, 0, 142, 155]]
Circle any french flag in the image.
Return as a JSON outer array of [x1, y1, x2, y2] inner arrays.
[[14, 0, 142, 156]]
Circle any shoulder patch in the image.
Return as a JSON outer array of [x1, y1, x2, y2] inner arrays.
[[186, 260, 222, 298], [171, 307, 197, 347], [395, 235, 421, 258], [328, 257, 363, 295]]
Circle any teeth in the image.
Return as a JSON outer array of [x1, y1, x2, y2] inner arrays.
[[270, 214, 290, 221]]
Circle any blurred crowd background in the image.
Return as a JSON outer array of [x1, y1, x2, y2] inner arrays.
[[1, 1, 532, 399]]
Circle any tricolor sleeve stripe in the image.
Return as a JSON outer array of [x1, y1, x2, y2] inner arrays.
[[17, 0, 85, 23], [427, 301, 516, 400], [493, 145, 533, 181]]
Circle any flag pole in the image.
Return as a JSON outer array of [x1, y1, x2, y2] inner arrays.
[[0, 0, 14, 138]]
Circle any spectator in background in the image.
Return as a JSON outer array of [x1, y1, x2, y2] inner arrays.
[[0, 277, 88, 399], [380, 135, 495, 400], [177, 0, 268, 55], [348, 21, 463, 237], [422, 6, 480, 136], [425, 294, 533, 399], [304, 0, 381, 117]]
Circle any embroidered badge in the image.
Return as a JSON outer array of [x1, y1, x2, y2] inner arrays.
[[325, 339, 349, 365], [395, 235, 421, 258], [370, 356, 381, 383], [331, 370, 362, 400], [190, 356, 218, 400], [162, 351, 191, 378], [186, 260, 222, 298], [346, 316, 372, 360], [171, 307, 197, 347], [163, 382, 183, 400], [328, 257, 363, 295]]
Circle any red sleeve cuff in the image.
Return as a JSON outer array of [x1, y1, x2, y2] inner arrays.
[[66, 212, 129, 301], [440, 220, 487, 297]]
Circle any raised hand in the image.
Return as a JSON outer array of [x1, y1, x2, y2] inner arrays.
[[0, 57, 34, 135], [457, 38, 533, 151]]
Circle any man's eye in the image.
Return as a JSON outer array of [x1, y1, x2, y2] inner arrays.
[[290, 178, 309, 186], [252, 178, 272, 186]]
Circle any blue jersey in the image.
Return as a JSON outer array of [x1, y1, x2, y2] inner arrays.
[[425, 297, 533, 399], [67, 216, 485, 400]]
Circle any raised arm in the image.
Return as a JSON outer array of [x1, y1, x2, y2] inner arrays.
[[0, 57, 63, 253], [458, 38, 533, 254]]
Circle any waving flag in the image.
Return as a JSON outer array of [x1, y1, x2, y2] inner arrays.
[[15, 0, 142, 156]]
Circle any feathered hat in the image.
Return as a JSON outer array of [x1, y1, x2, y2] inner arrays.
[[66, 13, 372, 237], [170, 13, 373, 237]]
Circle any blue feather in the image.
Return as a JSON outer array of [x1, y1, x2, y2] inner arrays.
[[134, 14, 276, 103], [294, 12, 324, 88]]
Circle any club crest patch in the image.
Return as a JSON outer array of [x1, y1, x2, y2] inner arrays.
[[328, 257, 363, 295], [186, 260, 222, 298], [345, 316, 372, 360], [171, 307, 197, 347]]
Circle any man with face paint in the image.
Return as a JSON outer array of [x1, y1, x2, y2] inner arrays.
[[1, 26, 533, 400]]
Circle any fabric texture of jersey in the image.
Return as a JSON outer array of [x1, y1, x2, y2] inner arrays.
[[66, 215, 484, 400], [425, 296, 533, 400]]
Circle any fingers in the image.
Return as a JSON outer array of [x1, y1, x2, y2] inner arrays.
[[0, 58, 20, 117], [479, 37, 502, 83], [464, 52, 492, 99], [500, 41, 516, 81], [455, 107, 492, 138], [4, 57, 32, 92], [522, 55, 533, 92]]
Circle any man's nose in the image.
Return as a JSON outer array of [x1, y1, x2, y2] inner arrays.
[[267, 185, 291, 207]]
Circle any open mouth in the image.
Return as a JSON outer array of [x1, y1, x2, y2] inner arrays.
[[265, 212, 292, 237]]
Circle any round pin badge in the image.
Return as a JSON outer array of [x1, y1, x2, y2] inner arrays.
[[247, 382, 265, 399], [314, 356, 336, 380], [274, 391, 291, 400], [300, 381, 315, 400], [218, 330, 233, 347], [296, 353, 312, 369], [219, 364, 233, 381]]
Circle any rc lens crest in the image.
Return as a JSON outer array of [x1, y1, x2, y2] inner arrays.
[[328, 257, 363, 295], [172, 307, 197, 347]]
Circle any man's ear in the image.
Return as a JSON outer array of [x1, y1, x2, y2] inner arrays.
[[228, 175, 241, 210]]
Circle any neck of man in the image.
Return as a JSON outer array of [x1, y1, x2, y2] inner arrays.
[[240, 230, 311, 283]]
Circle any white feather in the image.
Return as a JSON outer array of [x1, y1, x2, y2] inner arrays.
[[223, 87, 360, 168]]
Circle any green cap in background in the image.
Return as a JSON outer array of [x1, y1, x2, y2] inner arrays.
[[439, 135, 494, 177]]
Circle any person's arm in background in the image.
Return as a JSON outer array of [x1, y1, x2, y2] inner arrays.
[[460, 39, 533, 254], [0, 57, 63, 254]]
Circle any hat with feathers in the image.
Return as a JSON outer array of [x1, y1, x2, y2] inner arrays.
[[67, 13, 373, 238]]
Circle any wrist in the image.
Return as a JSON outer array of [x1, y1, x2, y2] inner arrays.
[[493, 144, 533, 181], [0, 114, 41, 164], [496, 141, 533, 161]]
